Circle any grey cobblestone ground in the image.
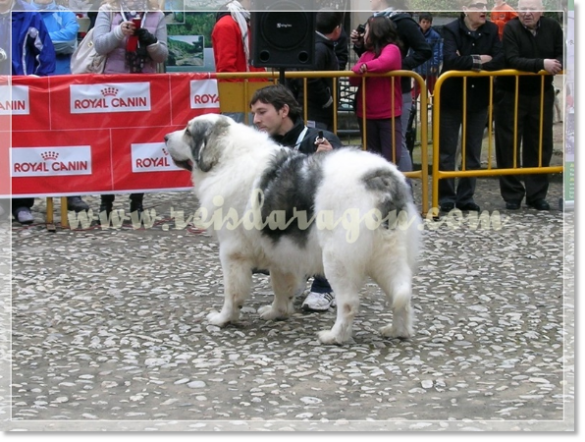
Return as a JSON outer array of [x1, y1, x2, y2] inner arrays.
[[0, 174, 575, 432]]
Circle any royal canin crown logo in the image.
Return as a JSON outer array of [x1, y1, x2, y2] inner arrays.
[[101, 87, 119, 97], [41, 151, 59, 161], [162, 148, 169, 156]]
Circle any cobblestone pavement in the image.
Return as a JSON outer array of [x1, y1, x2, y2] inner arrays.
[[1, 175, 575, 432]]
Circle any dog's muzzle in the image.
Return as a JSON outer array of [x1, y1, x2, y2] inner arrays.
[[172, 159, 193, 172], [164, 133, 193, 171]]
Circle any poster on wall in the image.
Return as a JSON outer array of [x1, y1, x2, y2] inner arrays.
[[165, 3, 221, 73], [167, 35, 206, 71]]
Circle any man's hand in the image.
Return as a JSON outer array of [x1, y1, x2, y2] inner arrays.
[[479, 55, 493, 64], [315, 138, 333, 153], [543, 58, 562, 75]]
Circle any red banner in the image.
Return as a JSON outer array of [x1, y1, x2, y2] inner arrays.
[[0, 73, 220, 198]]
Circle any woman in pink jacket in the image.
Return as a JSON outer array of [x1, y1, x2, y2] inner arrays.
[[350, 15, 403, 164]]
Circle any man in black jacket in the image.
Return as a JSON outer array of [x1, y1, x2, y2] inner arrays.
[[249, 84, 342, 311], [350, 0, 431, 174], [494, 0, 563, 211], [289, 10, 343, 131], [438, 2, 504, 213]]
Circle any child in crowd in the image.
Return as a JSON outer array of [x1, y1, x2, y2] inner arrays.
[[412, 12, 443, 100], [350, 15, 402, 164]]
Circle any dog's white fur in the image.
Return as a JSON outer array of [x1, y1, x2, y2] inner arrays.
[[165, 114, 421, 344]]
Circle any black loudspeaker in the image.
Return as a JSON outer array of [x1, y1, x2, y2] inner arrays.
[[250, 1, 316, 69]]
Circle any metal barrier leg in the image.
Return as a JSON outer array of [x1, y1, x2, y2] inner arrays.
[[45, 197, 56, 232], [61, 197, 69, 229]]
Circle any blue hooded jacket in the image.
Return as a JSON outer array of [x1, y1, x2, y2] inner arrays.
[[31, 0, 79, 75], [5, 0, 56, 76]]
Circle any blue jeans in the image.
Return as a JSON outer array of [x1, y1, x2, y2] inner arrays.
[[438, 106, 488, 207], [311, 275, 332, 294]]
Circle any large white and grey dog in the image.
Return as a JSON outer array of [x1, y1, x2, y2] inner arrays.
[[165, 114, 421, 344]]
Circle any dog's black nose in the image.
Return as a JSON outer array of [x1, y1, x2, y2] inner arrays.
[[164, 135, 169, 142]]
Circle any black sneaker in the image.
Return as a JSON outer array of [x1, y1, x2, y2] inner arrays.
[[96, 203, 113, 225], [67, 196, 90, 212], [129, 202, 144, 216]]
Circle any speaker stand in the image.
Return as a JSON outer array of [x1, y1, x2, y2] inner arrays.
[[278, 68, 286, 85]]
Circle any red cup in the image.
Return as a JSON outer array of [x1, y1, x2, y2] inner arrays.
[[132, 18, 141, 30]]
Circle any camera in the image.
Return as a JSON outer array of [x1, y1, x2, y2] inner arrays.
[[356, 24, 365, 34]]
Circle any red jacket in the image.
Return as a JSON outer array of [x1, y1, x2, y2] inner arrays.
[[350, 44, 403, 120], [491, 3, 518, 39], [211, 14, 265, 82]]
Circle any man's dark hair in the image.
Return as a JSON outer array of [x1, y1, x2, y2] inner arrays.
[[250, 84, 303, 121], [418, 12, 433, 23], [316, 10, 343, 35]]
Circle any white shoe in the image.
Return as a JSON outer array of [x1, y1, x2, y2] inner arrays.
[[14, 207, 34, 225], [302, 291, 335, 311]]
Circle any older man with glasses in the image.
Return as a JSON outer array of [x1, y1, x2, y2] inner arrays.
[[494, 0, 563, 211]]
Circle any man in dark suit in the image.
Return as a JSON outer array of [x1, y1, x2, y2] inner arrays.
[[494, 0, 563, 211]]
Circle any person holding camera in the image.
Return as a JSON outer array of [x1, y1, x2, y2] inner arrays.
[[350, 0, 431, 174], [350, 15, 403, 164], [93, 0, 168, 217]]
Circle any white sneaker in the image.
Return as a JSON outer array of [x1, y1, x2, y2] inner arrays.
[[14, 207, 34, 225], [302, 291, 335, 311]]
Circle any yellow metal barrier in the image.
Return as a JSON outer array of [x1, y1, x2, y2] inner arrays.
[[215, 70, 430, 215], [51, 70, 430, 228], [431, 69, 564, 214]]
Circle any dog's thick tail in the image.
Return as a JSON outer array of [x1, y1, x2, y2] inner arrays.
[[361, 167, 422, 272], [361, 167, 412, 226]]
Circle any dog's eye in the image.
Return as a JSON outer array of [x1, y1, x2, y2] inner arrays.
[[184, 128, 191, 137]]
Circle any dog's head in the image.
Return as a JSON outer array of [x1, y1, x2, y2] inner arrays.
[[165, 114, 232, 173]]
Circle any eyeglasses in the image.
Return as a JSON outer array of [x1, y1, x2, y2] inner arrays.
[[467, 2, 488, 9]]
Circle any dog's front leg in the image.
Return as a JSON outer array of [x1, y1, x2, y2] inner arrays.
[[257, 269, 297, 321], [207, 253, 253, 326]]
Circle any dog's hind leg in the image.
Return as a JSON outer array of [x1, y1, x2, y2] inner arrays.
[[317, 255, 365, 345], [371, 255, 414, 339], [258, 269, 297, 321], [207, 253, 253, 326]]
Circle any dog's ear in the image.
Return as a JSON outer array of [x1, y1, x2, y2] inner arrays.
[[187, 118, 215, 172], [190, 116, 231, 172]]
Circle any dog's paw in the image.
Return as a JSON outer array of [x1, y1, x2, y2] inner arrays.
[[317, 329, 350, 345], [258, 304, 291, 321], [379, 324, 412, 339], [207, 310, 232, 327]]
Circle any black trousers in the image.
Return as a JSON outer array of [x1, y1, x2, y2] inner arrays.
[[494, 88, 555, 204], [438, 106, 488, 206], [100, 194, 143, 205]]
